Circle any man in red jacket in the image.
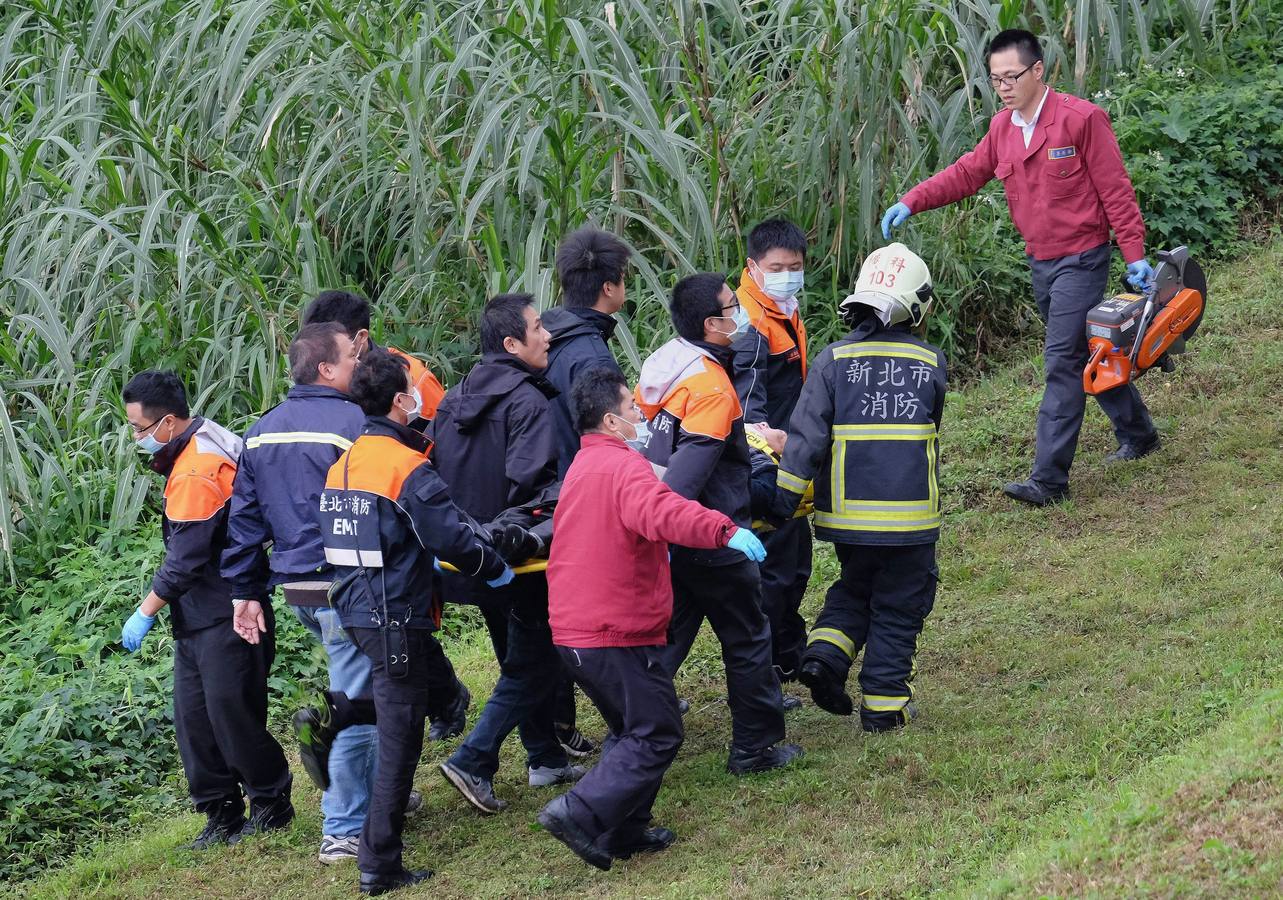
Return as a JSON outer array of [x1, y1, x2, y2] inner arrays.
[[882, 29, 1161, 507], [537, 367, 766, 871]]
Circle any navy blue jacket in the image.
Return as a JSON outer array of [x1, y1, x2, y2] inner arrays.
[[319, 417, 505, 630], [541, 306, 622, 478], [221, 384, 366, 601], [773, 325, 947, 546]]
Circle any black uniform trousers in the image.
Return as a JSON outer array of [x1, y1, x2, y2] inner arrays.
[[173, 606, 291, 814], [556, 645, 683, 843], [757, 517, 813, 680], [1029, 243, 1156, 489], [802, 542, 937, 731], [659, 557, 786, 751], [474, 595, 578, 735], [343, 626, 440, 877]]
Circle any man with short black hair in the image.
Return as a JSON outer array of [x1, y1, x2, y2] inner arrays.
[[302, 289, 470, 742], [120, 370, 293, 850], [303, 289, 447, 425], [222, 319, 383, 864], [537, 366, 766, 870], [882, 28, 1160, 507], [733, 217, 813, 689], [306, 348, 510, 895], [539, 225, 633, 757], [433, 294, 582, 813], [636, 273, 802, 775]]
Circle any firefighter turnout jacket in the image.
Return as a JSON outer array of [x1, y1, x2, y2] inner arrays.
[[318, 417, 506, 630], [149, 416, 243, 637], [773, 325, 947, 545], [637, 337, 751, 567]]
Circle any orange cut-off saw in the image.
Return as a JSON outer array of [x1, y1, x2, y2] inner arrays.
[[1083, 246, 1206, 395]]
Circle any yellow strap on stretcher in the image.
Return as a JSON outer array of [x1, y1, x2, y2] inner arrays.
[[438, 559, 548, 575]]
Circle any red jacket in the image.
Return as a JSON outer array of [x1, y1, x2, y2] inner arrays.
[[547, 433, 736, 648], [902, 89, 1145, 263]]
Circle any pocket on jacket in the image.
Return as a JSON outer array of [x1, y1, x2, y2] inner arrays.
[[1045, 157, 1088, 198], [994, 161, 1018, 201]]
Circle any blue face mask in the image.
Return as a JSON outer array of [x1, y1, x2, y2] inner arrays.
[[135, 417, 170, 455], [760, 269, 805, 303], [717, 305, 751, 342]]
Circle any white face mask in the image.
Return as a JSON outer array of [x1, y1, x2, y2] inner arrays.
[[715, 305, 751, 342], [398, 387, 422, 420]]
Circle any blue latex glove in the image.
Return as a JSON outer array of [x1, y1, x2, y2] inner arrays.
[[486, 565, 515, 589], [880, 202, 912, 240], [1126, 259, 1155, 291], [121, 609, 156, 652], [726, 528, 767, 563]]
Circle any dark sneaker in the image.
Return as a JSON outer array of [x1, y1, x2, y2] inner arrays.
[[293, 705, 336, 791], [602, 826, 676, 859], [318, 834, 359, 864], [677, 698, 691, 716], [528, 764, 587, 787], [428, 683, 471, 742], [187, 799, 245, 850], [798, 660, 854, 716], [727, 742, 804, 776], [781, 694, 803, 712], [1002, 479, 1069, 507], [439, 760, 507, 814], [228, 796, 295, 843], [405, 790, 423, 817], [555, 724, 599, 757], [537, 795, 612, 871], [359, 868, 433, 896], [1105, 433, 1161, 463]]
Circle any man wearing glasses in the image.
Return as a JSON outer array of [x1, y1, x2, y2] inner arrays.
[[882, 29, 1161, 507]]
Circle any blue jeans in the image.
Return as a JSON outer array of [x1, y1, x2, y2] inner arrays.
[[294, 605, 377, 837], [448, 586, 567, 780]]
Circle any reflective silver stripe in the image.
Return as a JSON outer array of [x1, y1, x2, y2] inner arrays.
[[777, 469, 809, 492], [324, 547, 384, 568], [246, 431, 353, 450]]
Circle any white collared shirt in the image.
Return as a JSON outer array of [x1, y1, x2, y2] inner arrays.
[[1011, 87, 1051, 148]]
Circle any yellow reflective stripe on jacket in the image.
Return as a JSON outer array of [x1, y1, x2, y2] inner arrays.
[[861, 694, 911, 712], [815, 509, 942, 532], [832, 341, 939, 366], [246, 431, 354, 451], [833, 423, 936, 440], [807, 627, 855, 658], [776, 468, 809, 493]]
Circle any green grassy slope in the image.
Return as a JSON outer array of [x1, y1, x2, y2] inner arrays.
[[22, 237, 1283, 899]]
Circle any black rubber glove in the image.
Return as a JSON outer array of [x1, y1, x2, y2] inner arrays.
[[489, 523, 543, 563]]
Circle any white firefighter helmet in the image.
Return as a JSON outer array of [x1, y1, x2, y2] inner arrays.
[[839, 243, 933, 328]]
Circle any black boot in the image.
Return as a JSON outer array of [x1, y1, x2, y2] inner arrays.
[[229, 794, 295, 844], [726, 742, 804, 776], [359, 868, 433, 896], [1002, 478, 1069, 507], [798, 660, 853, 716], [293, 696, 340, 791], [537, 794, 612, 870], [601, 826, 677, 859], [187, 797, 245, 850], [428, 682, 471, 742]]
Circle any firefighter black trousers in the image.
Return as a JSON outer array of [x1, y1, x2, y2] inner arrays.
[[660, 558, 785, 751], [556, 645, 683, 842], [803, 542, 938, 731], [173, 608, 291, 814], [345, 626, 438, 877], [758, 517, 813, 680]]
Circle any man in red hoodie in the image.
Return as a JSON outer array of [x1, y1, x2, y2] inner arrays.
[[538, 367, 766, 871]]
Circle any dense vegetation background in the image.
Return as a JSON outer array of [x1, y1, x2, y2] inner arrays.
[[1, 0, 1282, 882]]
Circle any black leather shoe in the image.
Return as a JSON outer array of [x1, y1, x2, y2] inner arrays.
[[293, 705, 336, 791], [781, 694, 804, 712], [1105, 433, 1161, 463], [186, 799, 245, 850], [228, 795, 294, 844], [537, 795, 612, 870], [1002, 479, 1069, 507], [359, 868, 433, 896], [798, 661, 854, 716], [427, 682, 470, 742], [603, 826, 677, 859], [727, 742, 804, 776]]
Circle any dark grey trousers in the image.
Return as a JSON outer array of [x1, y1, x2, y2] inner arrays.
[[1030, 242, 1156, 489]]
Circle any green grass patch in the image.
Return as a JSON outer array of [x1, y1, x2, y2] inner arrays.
[[17, 235, 1283, 897]]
